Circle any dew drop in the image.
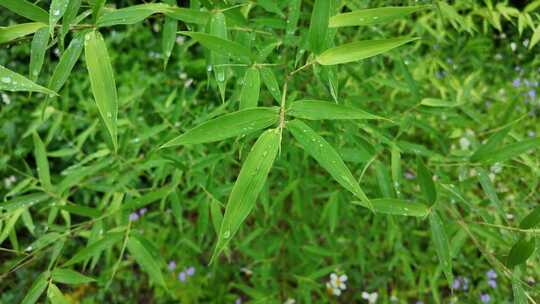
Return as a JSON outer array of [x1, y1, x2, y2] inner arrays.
[[53, 9, 60, 16], [1, 76, 11, 83], [223, 230, 230, 238], [25, 246, 33, 252]]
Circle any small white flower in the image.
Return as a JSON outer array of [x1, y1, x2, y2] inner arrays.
[[326, 282, 341, 296], [184, 78, 193, 88], [330, 273, 347, 290], [179, 72, 188, 80], [176, 36, 185, 45], [1, 93, 11, 105], [362, 291, 378, 304], [390, 295, 399, 302], [506, 213, 514, 220], [240, 267, 253, 276], [523, 39, 529, 47], [510, 42, 517, 52], [459, 137, 470, 150], [490, 162, 502, 174], [3, 175, 16, 188], [283, 299, 295, 304]]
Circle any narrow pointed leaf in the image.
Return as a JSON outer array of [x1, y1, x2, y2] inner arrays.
[[0, 22, 47, 44], [47, 284, 70, 304], [33, 132, 52, 191], [48, 32, 85, 93], [507, 237, 536, 268], [308, 0, 330, 53], [0, 65, 56, 95], [288, 100, 383, 120], [316, 37, 419, 65], [0, 193, 49, 213], [51, 268, 95, 284], [84, 30, 118, 151], [0, 0, 49, 23], [210, 198, 223, 235], [165, 7, 210, 24], [97, 3, 171, 27], [180, 31, 251, 59], [420, 98, 463, 107], [519, 206, 540, 229], [63, 232, 123, 266], [529, 25, 540, 50], [239, 67, 260, 109], [329, 6, 430, 28], [162, 15, 177, 68], [429, 212, 453, 286], [417, 158, 436, 206], [161, 107, 279, 147], [209, 12, 228, 102], [29, 26, 49, 81], [260, 67, 281, 103], [127, 235, 165, 286], [352, 198, 429, 217], [21, 271, 49, 304], [470, 126, 511, 162], [49, 0, 70, 36], [512, 272, 527, 304], [287, 119, 371, 207], [211, 128, 280, 262], [474, 138, 540, 164]]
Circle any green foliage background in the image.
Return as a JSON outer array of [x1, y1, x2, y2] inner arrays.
[[1, 0, 539, 303]]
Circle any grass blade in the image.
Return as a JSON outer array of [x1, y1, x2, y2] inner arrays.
[[165, 7, 210, 24], [329, 6, 430, 28], [211, 128, 280, 262], [239, 67, 260, 109], [127, 235, 165, 286], [287, 119, 372, 208], [161, 14, 177, 68], [0, 0, 49, 23], [287, 99, 383, 120], [316, 37, 419, 65], [161, 107, 279, 147], [180, 31, 251, 59], [84, 30, 118, 151], [352, 198, 429, 217]]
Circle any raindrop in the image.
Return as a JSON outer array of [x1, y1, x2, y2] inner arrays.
[[53, 9, 60, 16], [207, 65, 213, 72], [1, 76, 11, 83], [25, 246, 33, 252], [223, 230, 231, 238]]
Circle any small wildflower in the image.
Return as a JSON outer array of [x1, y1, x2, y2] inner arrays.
[[235, 298, 242, 304], [176, 36, 185, 45], [139, 207, 148, 216], [3, 175, 16, 188], [167, 260, 176, 271], [451, 278, 461, 290], [361, 291, 378, 304], [527, 130, 536, 138], [528, 89, 536, 99], [185, 78, 193, 88], [326, 282, 341, 296], [178, 271, 187, 282], [480, 293, 491, 303], [462, 277, 469, 290], [329, 273, 347, 290], [506, 213, 515, 220], [510, 42, 517, 52], [129, 212, 139, 221], [390, 295, 399, 302], [512, 78, 521, 88], [186, 266, 195, 276], [404, 171, 416, 180], [240, 267, 253, 276], [1, 93, 10, 105], [488, 279, 497, 288], [459, 137, 471, 150], [486, 269, 497, 279]]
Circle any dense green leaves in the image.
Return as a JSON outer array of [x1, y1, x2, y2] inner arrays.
[[287, 100, 382, 120], [84, 30, 118, 151], [329, 6, 430, 27], [63, 232, 123, 266], [507, 237, 536, 268], [316, 37, 419, 65], [473, 138, 540, 164], [239, 67, 260, 110], [127, 235, 165, 286], [0, 65, 56, 95], [287, 119, 371, 208], [161, 107, 279, 147], [260, 67, 281, 103], [308, 0, 330, 53], [429, 212, 453, 286], [49, 0, 69, 36], [211, 128, 280, 262], [0, 0, 49, 23], [470, 126, 511, 162], [352, 198, 429, 217], [97, 3, 170, 27]]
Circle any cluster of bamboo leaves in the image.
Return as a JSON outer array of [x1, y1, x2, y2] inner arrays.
[[1, 0, 540, 302]]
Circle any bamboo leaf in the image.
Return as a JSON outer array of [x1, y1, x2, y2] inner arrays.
[[288, 99, 383, 120], [48, 32, 85, 93], [476, 138, 540, 164], [51, 268, 96, 284], [49, 0, 70, 36], [162, 13, 177, 68], [308, 0, 330, 53], [0, 193, 49, 213], [97, 3, 171, 27], [63, 232, 124, 266], [429, 211, 453, 286], [127, 235, 165, 286], [260, 67, 281, 103], [0, 65, 56, 94], [0, 22, 47, 44], [209, 12, 228, 102], [316, 37, 419, 65], [210, 198, 223, 235], [211, 128, 280, 262], [329, 6, 430, 28], [417, 158, 436, 206], [420, 98, 463, 107], [287, 119, 372, 207], [47, 284, 70, 304], [84, 30, 118, 151], [239, 67, 260, 109], [470, 126, 511, 162], [529, 24, 540, 50], [507, 237, 536, 268], [352, 198, 429, 217], [29, 26, 49, 81], [33, 132, 52, 191], [161, 107, 279, 147], [180, 31, 251, 59], [512, 271, 527, 304], [0, 0, 49, 23], [165, 7, 211, 24], [519, 206, 540, 229], [21, 271, 50, 304]]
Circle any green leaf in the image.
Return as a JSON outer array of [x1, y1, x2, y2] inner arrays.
[[161, 107, 279, 147], [21, 271, 49, 304], [429, 211, 453, 286], [417, 158, 436, 206], [162, 15, 177, 68], [420, 98, 463, 107], [507, 237, 536, 268], [33, 132, 52, 191], [48, 32, 85, 93], [316, 37, 419, 65], [84, 30, 118, 151], [97, 3, 171, 27], [475, 138, 540, 164], [165, 7, 210, 25], [512, 271, 527, 304], [0, 65, 56, 95], [239, 67, 260, 109], [0, 22, 47, 44], [352, 198, 429, 217], [59, 204, 100, 218], [211, 128, 280, 262], [287, 99, 383, 120], [329, 5, 430, 28], [0, 0, 49, 23], [49, 0, 70, 36], [287, 119, 371, 208], [260, 67, 281, 103], [51, 268, 95, 284], [210, 198, 223, 235], [308, 0, 330, 53], [29, 26, 49, 81], [127, 235, 165, 286], [470, 126, 511, 162], [47, 284, 70, 304], [180, 31, 251, 59], [0, 192, 49, 213], [519, 206, 540, 229], [63, 232, 124, 266], [209, 12, 228, 102], [529, 24, 540, 50]]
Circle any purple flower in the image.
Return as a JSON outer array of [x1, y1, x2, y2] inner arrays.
[[186, 266, 195, 276], [512, 79, 521, 88], [486, 269, 497, 280], [462, 277, 469, 291], [167, 260, 176, 271], [451, 278, 461, 289], [488, 279, 497, 289], [178, 271, 187, 282], [528, 89, 536, 99], [235, 298, 242, 304], [480, 293, 491, 303], [139, 207, 148, 216], [129, 212, 139, 221]]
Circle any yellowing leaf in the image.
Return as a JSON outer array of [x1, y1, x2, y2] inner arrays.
[[316, 37, 419, 65]]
